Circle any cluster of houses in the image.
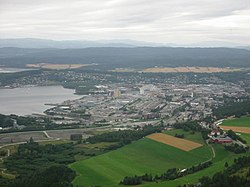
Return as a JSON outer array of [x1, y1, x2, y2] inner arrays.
[[208, 129, 233, 143]]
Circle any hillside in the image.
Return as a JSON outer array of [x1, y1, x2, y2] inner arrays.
[[70, 138, 211, 187], [69, 126, 250, 187], [1, 47, 250, 69]]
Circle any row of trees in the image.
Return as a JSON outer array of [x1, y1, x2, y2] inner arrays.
[[120, 161, 212, 185], [175, 133, 184, 138], [173, 121, 205, 131], [173, 121, 210, 140], [180, 156, 250, 187], [213, 100, 250, 119], [225, 143, 249, 154], [227, 130, 247, 144], [86, 125, 164, 145]]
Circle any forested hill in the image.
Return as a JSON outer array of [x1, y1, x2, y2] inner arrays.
[[1, 47, 250, 69]]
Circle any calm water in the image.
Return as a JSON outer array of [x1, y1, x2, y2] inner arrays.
[[0, 68, 35, 73], [0, 86, 81, 115]]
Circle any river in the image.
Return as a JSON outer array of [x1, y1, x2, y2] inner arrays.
[[0, 86, 81, 115]]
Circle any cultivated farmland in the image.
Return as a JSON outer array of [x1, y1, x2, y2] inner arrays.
[[147, 133, 203, 151], [220, 115, 250, 134], [164, 129, 205, 144], [26, 63, 94, 70], [220, 126, 250, 134], [142, 67, 241, 73], [70, 138, 211, 187], [221, 116, 250, 127], [142, 144, 250, 187]]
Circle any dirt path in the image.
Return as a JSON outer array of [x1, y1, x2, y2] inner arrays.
[[206, 139, 215, 160]]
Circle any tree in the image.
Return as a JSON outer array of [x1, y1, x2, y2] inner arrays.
[[225, 162, 228, 167], [29, 137, 34, 143]]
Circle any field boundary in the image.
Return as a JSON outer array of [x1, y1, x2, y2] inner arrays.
[[220, 126, 250, 134], [147, 133, 203, 151]]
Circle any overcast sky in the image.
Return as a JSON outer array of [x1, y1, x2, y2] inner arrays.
[[0, 0, 249, 44]]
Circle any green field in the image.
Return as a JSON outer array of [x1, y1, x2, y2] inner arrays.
[[143, 144, 250, 187], [70, 126, 250, 187], [164, 129, 205, 144], [239, 133, 250, 145], [221, 115, 250, 127], [70, 138, 211, 187]]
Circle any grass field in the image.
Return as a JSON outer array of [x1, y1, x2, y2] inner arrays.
[[164, 129, 205, 144], [70, 138, 211, 187], [238, 133, 250, 145], [220, 126, 250, 134], [70, 126, 250, 187], [147, 133, 203, 151], [142, 144, 250, 187], [220, 115, 250, 134], [221, 116, 250, 127]]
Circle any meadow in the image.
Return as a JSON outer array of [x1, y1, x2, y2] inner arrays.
[[70, 137, 211, 187], [221, 115, 250, 127], [70, 126, 250, 187], [142, 144, 250, 187], [164, 129, 205, 144], [220, 115, 250, 134], [147, 133, 202, 151]]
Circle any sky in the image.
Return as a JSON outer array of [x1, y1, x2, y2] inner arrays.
[[0, 0, 250, 45]]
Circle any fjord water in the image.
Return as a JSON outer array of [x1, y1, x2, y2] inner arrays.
[[0, 67, 35, 73], [0, 86, 81, 115]]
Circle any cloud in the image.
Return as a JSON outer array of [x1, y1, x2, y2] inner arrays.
[[0, 0, 249, 44]]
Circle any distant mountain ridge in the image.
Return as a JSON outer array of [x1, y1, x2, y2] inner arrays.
[[0, 38, 249, 49], [1, 47, 250, 69], [0, 38, 163, 48]]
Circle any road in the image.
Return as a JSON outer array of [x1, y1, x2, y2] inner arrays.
[[0, 126, 113, 145], [43, 131, 51, 139], [206, 139, 216, 159], [0, 138, 61, 150]]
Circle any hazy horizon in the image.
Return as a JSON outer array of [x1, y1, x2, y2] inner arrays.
[[0, 0, 249, 45], [0, 38, 249, 48]]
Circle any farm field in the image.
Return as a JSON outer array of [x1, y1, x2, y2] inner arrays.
[[238, 133, 250, 145], [26, 63, 94, 70], [70, 138, 211, 187], [220, 126, 250, 134], [220, 116, 250, 134], [142, 67, 241, 73], [221, 116, 250, 127], [142, 144, 250, 187], [164, 129, 205, 144], [147, 133, 203, 151]]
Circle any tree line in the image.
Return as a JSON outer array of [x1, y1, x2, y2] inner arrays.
[[213, 100, 250, 119], [180, 156, 250, 187], [227, 129, 247, 144], [224, 143, 249, 154], [1, 138, 78, 187], [120, 161, 212, 185], [173, 121, 210, 140], [86, 125, 164, 145]]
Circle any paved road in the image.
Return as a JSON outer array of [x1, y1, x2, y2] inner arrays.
[[43, 131, 51, 139], [0, 126, 112, 145], [0, 126, 111, 136], [0, 138, 61, 150]]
